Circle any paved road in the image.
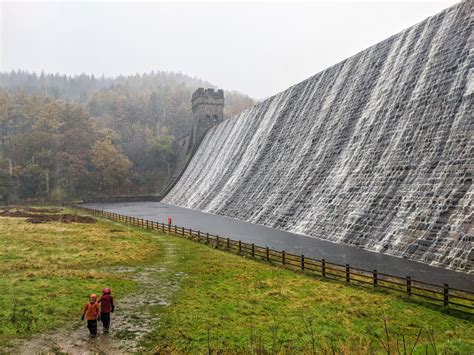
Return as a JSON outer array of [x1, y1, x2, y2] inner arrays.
[[83, 201, 474, 291]]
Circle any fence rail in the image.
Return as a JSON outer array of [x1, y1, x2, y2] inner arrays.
[[77, 206, 474, 314]]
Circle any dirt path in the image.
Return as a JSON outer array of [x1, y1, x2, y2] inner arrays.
[[14, 238, 184, 354]]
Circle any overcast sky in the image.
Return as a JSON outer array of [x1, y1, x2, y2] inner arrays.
[[0, 1, 460, 99]]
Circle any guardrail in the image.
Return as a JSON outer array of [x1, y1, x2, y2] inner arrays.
[[78, 206, 474, 314]]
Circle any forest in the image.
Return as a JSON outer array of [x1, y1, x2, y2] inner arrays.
[[0, 71, 255, 201]]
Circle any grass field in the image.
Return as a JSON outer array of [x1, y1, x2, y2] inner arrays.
[[0, 207, 160, 349], [0, 207, 473, 353]]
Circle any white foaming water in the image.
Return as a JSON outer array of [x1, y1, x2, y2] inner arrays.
[[165, 2, 473, 272]]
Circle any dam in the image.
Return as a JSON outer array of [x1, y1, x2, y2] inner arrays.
[[163, 1, 473, 273]]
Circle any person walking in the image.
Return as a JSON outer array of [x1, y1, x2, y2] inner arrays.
[[98, 287, 115, 333], [81, 294, 101, 338]]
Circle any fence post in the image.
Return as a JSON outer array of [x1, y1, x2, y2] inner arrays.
[[216, 235, 220, 248], [197, 230, 200, 240], [142, 218, 144, 228], [251, 243, 255, 257], [174, 225, 177, 234], [406, 276, 412, 296], [266, 247, 270, 261], [346, 264, 350, 283], [168, 223, 171, 233], [227, 237, 230, 250], [301, 255, 305, 270], [444, 284, 449, 307], [206, 232, 209, 244], [373, 270, 378, 287], [282, 250, 286, 265], [322, 259, 326, 277], [182, 227, 185, 236], [239, 240, 242, 253]]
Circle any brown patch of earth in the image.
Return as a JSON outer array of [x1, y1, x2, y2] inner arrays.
[[0, 209, 95, 224], [26, 214, 95, 224]]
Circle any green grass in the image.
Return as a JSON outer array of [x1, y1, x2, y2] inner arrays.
[[1, 208, 473, 353], [141, 237, 474, 353], [0, 209, 160, 347]]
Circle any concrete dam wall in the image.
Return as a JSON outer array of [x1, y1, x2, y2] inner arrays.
[[164, 2, 473, 272]]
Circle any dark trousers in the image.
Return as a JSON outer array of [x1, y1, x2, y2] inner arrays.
[[87, 319, 98, 336], [101, 312, 111, 330]]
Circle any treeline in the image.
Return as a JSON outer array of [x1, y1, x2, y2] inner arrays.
[[0, 71, 255, 201]]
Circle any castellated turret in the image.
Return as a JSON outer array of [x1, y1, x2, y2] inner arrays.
[[192, 88, 225, 146]]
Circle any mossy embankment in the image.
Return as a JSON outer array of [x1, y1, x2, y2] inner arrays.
[[0, 207, 472, 353]]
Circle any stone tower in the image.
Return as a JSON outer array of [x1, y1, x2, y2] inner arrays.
[[191, 88, 225, 146]]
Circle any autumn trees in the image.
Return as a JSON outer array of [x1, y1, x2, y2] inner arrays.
[[0, 93, 132, 201]]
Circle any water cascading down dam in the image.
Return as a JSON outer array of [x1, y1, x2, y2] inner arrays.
[[164, 1, 473, 272]]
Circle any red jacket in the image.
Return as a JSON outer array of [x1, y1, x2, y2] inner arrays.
[[99, 294, 114, 313]]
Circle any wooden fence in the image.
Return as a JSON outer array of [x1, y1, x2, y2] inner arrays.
[[78, 206, 474, 314]]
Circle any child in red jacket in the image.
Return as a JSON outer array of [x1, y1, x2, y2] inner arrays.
[[98, 287, 115, 333], [81, 294, 100, 337]]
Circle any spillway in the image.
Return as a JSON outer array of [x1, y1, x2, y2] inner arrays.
[[164, 1, 473, 272]]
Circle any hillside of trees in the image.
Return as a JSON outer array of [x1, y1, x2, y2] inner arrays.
[[0, 71, 255, 202]]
